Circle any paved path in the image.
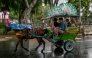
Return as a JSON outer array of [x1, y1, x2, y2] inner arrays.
[[0, 35, 92, 58]]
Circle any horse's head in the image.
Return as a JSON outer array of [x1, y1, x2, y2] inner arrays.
[[44, 28, 52, 37], [13, 28, 31, 39], [37, 28, 45, 36], [44, 28, 49, 34]]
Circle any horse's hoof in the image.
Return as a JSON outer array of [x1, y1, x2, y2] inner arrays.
[[25, 52, 30, 55], [34, 48, 37, 51], [41, 50, 44, 53], [28, 52, 30, 55], [25, 39, 27, 41]]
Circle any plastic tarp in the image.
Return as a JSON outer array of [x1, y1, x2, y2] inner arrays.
[[8, 23, 32, 30]]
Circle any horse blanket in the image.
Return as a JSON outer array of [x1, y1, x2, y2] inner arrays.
[[8, 23, 32, 30]]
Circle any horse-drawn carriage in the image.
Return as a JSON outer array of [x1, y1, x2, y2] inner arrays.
[[4, 2, 83, 53], [40, 2, 82, 52], [40, 17, 80, 52]]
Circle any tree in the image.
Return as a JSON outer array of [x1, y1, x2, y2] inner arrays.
[[0, 0, 60, 23], [68, 0, 90, 22], [20, 0, 37, 23]]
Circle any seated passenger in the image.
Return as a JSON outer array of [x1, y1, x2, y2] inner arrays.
[[71, 18, 76, 26], [50, 18, 66, 36], [52, 18, 59, 36], [65, 19, 71, 27], [58, 18, 66, 35]]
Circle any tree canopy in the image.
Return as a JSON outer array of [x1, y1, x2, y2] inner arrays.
[[0, 0, 91, 23]]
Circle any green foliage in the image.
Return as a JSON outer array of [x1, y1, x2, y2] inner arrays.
[[0, 23, 14, 34], [44, 0, 51, 5], [68, 0, 90, 10], [0, 0, 52, 22], [0, 28, 4, 34], [10, 10, 19, 19], [7, 30, 14, 34], [68, 0, 90, 23], [0, 28, 14, 34], [0, 23, 5, 34], [36, 4, 50, 18], [0, 23, 5, 28]]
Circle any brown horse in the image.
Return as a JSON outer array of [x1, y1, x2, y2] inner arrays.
[[5, 27, 48, 53]]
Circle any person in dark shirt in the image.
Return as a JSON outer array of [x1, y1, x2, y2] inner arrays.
[[52, 18, 59, 36], [53, 18, 59, 27], [65, 19, 71, 27], [59, 18, 66, 31]]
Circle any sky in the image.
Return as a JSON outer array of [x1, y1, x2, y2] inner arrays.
[[89, 3, 92, 11], [58, 0, 68, 5]]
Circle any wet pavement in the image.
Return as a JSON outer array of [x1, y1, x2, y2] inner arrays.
[[0, 35, 92, 58]]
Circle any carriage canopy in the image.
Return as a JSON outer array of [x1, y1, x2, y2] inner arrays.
[[46, 3, 78, 18]]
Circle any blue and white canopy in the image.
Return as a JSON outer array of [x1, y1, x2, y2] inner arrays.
[[46, 3, 78, 17]]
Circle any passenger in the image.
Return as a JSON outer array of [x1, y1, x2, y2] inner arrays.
[[65, 19, 71, 27], [58, 18, 66, 35], [53, 18, 59, 27], [52, 18, 59, 36], [71, 18, 76, 26], [50, 18, 66, 36], [59, 18, 66, 31]]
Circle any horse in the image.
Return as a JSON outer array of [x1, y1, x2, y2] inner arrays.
[[4, 26, 49, 53]]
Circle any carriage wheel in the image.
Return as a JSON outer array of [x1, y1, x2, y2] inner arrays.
[[64, 52, 74, 58], [64, 41, 74, 52], [54, 47, 64, 56], [55, 40, 64, 48]]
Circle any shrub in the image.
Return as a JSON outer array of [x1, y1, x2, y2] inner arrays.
[[0, 23, 6, 28], [0, 23, 14, 34]]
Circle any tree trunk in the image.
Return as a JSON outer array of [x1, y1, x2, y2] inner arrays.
[[54, 0, 59, 6], [50, 0, 53, 6], [20, 0, 37, 24]]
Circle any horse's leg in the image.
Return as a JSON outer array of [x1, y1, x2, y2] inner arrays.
[[35, 38, 42, 51], [20, 40, 29, 52], [41, 39, 45, 53], [14, 42, 19, 53], [13, 35, 22, 53], [3, 26, 7, 34]]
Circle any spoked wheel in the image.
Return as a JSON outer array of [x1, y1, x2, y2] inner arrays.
[[64, 52, 74, 58], [54, 47, 64, 56], [64, 41, 74, 52]]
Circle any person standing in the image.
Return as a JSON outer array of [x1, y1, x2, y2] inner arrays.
[[6, 19, 11, 27]]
